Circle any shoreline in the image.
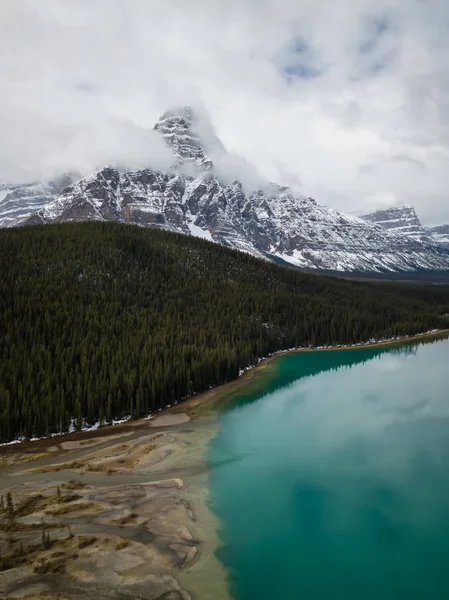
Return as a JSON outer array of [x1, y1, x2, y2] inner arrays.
[[1, 329, 448, 600], [2, 328, 448, 450], [174, 327, 449, 418], [262, 327, 449, 360]]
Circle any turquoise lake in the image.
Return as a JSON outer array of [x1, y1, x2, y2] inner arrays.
[[207, 336, 449, 600]]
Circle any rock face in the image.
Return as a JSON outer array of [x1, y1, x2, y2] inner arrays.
[[427, 225, 449, 248], [359, 205, 449, 251], [359, 205, 429, 242], [0, 175, 74, 227], [154, 106, 225, 172], [7, 106, 449, 273]]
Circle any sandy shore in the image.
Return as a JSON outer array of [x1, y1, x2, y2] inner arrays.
[[0, 351, 276, 600], [1, 328, 448, 600], [0, 411, 232, 600]]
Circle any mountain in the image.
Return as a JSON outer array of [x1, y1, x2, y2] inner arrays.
[[0, 175, 74, 227], [428, 225, 449, 248], [359, 205, 429, 242], [153, 106, 225, 171], [1, 221, 448, 441], [10, 106, 449, 273], [359, 205, 449, 250]]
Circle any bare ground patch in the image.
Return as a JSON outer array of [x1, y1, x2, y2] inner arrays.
[[0, 412, 231, 600]]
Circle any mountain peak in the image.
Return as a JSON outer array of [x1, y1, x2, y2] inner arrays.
[[359, 204, 429, 242], [428, 224, 449, 246], [154, 105, 225, 173], [361, 203, 416, 217]]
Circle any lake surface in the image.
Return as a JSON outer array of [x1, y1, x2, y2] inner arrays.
[[207, 336, 449, 600]]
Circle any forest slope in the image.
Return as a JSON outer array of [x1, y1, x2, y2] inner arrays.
[[1, 222, 449, 442]]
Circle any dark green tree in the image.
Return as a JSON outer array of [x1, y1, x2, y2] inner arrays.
[[6, 493, 13, 516], [0, 221, 447, 442]]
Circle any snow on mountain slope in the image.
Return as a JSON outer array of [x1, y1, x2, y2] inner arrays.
[[0, 176, 73, 227], [154, 106, 226, 172], [359, 205, 449, 251], [428, 225, 449, 248], [359, 205, 430, 242], [28, 169, 449, 272], [17, 107, 449, 273]]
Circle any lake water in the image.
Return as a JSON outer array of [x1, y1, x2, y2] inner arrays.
[[207, 336, 449, 600]]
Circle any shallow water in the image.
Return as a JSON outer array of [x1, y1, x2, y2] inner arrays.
[[208, 336, 449, 600]]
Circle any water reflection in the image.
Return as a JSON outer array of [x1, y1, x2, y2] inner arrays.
[[209, 335, 449, 600], [220, 336, 440, 414]]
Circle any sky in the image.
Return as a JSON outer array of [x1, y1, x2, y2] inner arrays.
[[1, 0, 449, 225]]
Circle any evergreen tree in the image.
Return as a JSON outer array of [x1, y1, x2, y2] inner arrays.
[[6, 493, 13, 516], [107, 394, 113, 424], [75, 398, 82, 432], [0, 221, 447, 442]]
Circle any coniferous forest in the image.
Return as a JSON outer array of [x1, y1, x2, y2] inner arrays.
[[1, 222, 449, 442]]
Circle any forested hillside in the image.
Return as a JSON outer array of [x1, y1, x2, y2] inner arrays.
[[1, 222, 448, 442]]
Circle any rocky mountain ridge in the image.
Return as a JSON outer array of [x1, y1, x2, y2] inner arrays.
[[0, 176, 74, 227], [428, 225, 449, 247], [359, 205, 449, 249], [3, 106, 449, 273], [359, 205, 428, 242]]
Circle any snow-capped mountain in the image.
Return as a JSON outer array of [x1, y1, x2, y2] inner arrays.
[[10, 106, 449, 272], [0, 175, 74, 227], [154, 106, 225, 172], [359, 205, 449, 250], [359, 205, 429, 242], [427, 225, 449, 248]]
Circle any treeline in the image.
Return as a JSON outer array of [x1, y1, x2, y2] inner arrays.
[[0, 222, 448, 442]]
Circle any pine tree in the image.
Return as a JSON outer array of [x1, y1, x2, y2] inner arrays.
[[6, 492, 13, 516], [75, 398, 82, 432], [42, 529, 51, 550], [136, 389, 141, 419], [0, 221, 447, 443], [107, 394, 113, 424]]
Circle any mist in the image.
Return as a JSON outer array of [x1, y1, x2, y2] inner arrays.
[[1, 0, 449, 224]]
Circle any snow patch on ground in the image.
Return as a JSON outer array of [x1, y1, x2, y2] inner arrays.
[[0, 414, 153, 447], [274, 250, 311, 268], [187, 221, 213, 241]]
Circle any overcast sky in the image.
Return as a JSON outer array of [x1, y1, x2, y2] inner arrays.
[[1, 0, 449, 225]]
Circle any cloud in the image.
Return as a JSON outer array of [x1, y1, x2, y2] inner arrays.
[[215, 153, 269, 193], [0, 0, 449, 224]]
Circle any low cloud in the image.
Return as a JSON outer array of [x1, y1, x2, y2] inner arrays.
[[1, 0, 449, 225]]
